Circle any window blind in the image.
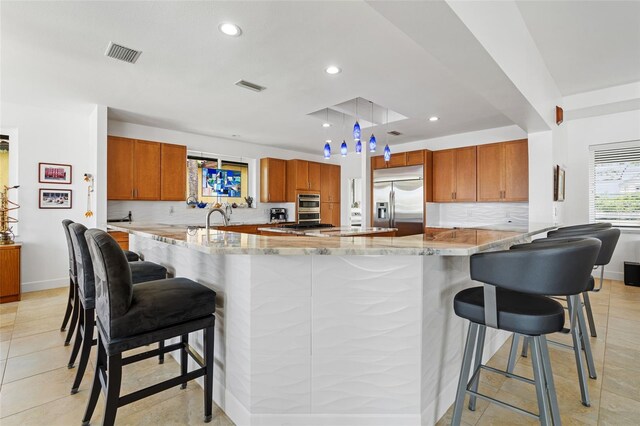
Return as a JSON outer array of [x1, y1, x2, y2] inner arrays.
[[589, 141, 640, 227]]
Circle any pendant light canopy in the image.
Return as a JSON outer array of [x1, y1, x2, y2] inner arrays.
[[323, 142, 331, 159], [384, 145, 391, 162], [369, 134, 377, 152], [340, 140, 348, 157]]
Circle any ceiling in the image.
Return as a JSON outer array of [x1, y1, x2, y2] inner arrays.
[[1, 1, 639, 154]]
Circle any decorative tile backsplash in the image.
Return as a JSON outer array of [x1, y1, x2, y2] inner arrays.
[[426, 202, 529, 228], [108, 200, 294, 225]]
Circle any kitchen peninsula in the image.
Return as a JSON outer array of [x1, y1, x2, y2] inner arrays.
[[108, 222, 554, 426]]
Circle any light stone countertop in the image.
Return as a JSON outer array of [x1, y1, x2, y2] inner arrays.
[[107, 222, 556, 256], [256, 226, 397, 237]]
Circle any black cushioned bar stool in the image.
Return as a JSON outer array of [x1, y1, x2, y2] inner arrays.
[[61, 220, 140, 344], [451, 238, 600, 426], [506, 227, 620, 407], [82, 229, 217, 426], [67, 223, 169, 394]]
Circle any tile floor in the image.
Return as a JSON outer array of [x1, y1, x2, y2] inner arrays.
[[0, 280, 639, 425]]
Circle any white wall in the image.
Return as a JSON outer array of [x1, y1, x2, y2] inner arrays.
[[565, 109, 640, 280], [1, 102, 99, 292]]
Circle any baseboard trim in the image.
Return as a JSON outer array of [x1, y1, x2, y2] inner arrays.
[[22, 278, 67, 293], [604, 271, 623, 281]]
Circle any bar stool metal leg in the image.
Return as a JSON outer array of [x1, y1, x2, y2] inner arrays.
[[68, 299, 84, 368], [521, 337, 529, 358], [468, 325, 486, 411], [82, 333, 105, 426], [204, 324, 215, 423], [71, 306, 95, 394], [60, 278, 74, 331], [582, 292, 598, 338], [567, 295, 590, 407], [530, 336, 551, 426], [575, 297, 597, 379], [103, 352, 123, 426], [539, 335, 561, 426], [180, 334, 189, 390], [506, 334, 520, 375], [452, 323, 479, 426]]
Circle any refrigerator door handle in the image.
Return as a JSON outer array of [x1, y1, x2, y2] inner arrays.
[[390, 190, 396, 227]]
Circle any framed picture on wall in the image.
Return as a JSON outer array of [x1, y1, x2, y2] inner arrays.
[[39, 189, 72, 209], [554, 165, 565, 202], [39, 162, 72, 184]]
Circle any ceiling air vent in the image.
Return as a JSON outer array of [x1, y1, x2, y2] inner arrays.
[[235, 80, 266, 92], [387, 130, 402, 136], [105, 42, 142, 64]]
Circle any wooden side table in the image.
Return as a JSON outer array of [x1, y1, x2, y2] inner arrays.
[[0, 243, 21, 303]]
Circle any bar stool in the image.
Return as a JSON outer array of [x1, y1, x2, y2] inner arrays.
[[67, 223, 169, 394], [546, 224, 620, 337], [82, 229, 217, 426], [506, 227, 620, 407], [61, 220, 140, 343], [451, 238, 601, 426]]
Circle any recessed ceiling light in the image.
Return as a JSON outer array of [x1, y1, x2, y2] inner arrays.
[[429, 116, 439, 122], [219, 23, 242, 37], [325, 139, 332, 143], [322, 123, 331, 128], [325, 66, 341, 75]]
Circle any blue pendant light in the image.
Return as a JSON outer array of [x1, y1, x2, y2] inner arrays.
[[353, 121, 361, 142], [341, 140, 348, 157], [369, 134, 377, 152], [323, 142, 331, 159], [384, 144, 391, 162], [355, 139, 362, 154]]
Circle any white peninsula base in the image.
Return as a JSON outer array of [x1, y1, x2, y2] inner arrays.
[[130, 235, 519, 426]]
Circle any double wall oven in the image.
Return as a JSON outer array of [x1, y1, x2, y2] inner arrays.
[[297, 193, 320, 225]]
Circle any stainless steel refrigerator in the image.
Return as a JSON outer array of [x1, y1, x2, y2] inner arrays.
[[373, 165, 424, 236]]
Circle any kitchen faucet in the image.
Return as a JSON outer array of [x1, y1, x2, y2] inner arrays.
[[206, 207, 230, 234], [225, 203, 233, 220]]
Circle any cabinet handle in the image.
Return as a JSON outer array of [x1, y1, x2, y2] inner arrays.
[[268, 193, 271, 202]]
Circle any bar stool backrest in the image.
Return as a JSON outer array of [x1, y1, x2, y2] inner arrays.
[[544, 227, 620, 266], [85, 228, 134, 338], [62, 219, 77, 280], [552, 222, 612, 234], [68, 223, 96, 303], [471, 238, 601, 296]]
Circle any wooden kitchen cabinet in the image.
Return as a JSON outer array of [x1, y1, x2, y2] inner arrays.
[[286, 160, 324, 200], [260, 158, 287, 202], [321, 202, 341, 227], [477, 139, 528, 202], [0, 244, 21, 303], [160, 143, 187, 200], [372, 150, 424, 169], [432, 146, 476, 202], [107, 136, 134, 200], [320, 164, 341, 203], [108, 231, 130, 251], [107, 136, 185, 201], [133, 140, 161, 200], [406, 150, 425, 166]]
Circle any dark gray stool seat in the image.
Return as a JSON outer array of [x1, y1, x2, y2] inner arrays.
[[110, 278, 216, 340], [82, 229, 217, 426], [454, 287, 565, 336], [130, 261, 168, 284], [124, 250, 140, 262]]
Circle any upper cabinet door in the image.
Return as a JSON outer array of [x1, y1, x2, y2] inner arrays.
[[504, 139, 528, 201], [308, 162, 321, 191], [406, 150, 424, 166], [320, 164, 331, 202], [454, 146, 477, 202], [160, 143, 187, 201], [133, 140, 161, 200], [330, 165, 341, 202], [107, 136, 134, 200], [432, 149, 455, 202], [295, 160, 309, 189], [477, 143, 504, 202], [261, 158, 287, 202]]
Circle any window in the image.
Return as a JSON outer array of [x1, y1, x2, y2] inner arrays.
[[589, 141, 640, 227], [186, 154, 250, 205]]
